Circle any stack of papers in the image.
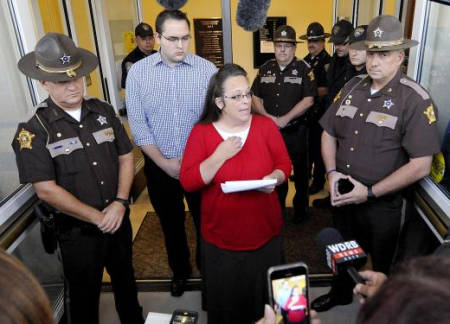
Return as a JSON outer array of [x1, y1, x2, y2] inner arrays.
[[221, 179, 277, 193], [145, 312, 171, 324]]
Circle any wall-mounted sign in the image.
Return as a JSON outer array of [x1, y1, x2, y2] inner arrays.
[[194, 18, 224, 68], [253, 17, 287, 68]]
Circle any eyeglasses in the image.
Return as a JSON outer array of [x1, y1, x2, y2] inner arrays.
[[275, 44, 295, 50], [160, 34, 191, 43], [223, 90, 253, 101]]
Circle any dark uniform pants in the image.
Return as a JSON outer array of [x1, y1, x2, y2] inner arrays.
[[143, 155, 201, 278], [330, 192, 406, 297], [277, 124, 309, 213], [57, 210, 143, 324], [308, 121, 326, 187]]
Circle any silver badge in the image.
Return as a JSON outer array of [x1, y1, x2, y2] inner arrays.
[[373, 27, 384, 38], [292, 69, 298, 76], [97, 115, 107, 125], [382, 99, 394, 110], [60, 54, 71, 64]]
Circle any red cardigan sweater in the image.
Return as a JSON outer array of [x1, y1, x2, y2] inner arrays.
[[180, 115, 292, 250]]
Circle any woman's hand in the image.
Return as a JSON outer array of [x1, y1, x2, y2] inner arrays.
[[214, 136, 242, 161]]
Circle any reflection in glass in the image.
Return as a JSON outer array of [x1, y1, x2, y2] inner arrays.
[[0, 4, 33, 204], [336, 0, 354, 22], [418, 2, 450, 192]]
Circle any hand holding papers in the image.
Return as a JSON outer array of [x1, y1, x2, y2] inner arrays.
[[221, 179, 277, 193]]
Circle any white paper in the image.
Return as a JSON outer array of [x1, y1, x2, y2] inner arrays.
[[221, 179, 277, 193], [145, 312, 171, 324]]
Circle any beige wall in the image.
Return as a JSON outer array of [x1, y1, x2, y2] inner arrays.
[[142, 0, 333, 81]]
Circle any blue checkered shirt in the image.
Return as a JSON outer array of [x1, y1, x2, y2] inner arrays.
[[126, 52, 216, 158]]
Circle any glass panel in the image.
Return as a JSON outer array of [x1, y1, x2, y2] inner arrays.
[[105, 0, 138, 99], [336, 0, 354, 22], [357, 0, 379, 25], [0, 2, 34, 205], [418, 1, 450, 194]]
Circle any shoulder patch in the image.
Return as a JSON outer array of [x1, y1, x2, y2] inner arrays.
[[399, 78, 430, 100], [16, 128, 35, 150], [424, 104, 437, 124]]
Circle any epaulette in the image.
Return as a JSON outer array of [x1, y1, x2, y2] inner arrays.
[[23, 101, 48, 122], [260, 59, 277, 69], [399, 77, 430, 100], [296, 58, 311, 69], [355, 74, 367, 79]]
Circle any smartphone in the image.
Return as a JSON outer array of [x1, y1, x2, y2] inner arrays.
[[268, 262, 310, 324], [337, 178, 354, 195], [170, 309, 198, 324]]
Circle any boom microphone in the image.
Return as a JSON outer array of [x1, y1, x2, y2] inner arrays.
[[317, 227, 366, 285], [156, 0, 189, 10], [236, 0, 271, 32]]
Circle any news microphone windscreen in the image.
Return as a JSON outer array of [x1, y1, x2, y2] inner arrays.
[[156, 0, 189, 10], [236, 0, 271, 32], [317, 227, 344, 251]]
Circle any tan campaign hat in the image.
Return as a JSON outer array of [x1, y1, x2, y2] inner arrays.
[[18, 33, 98, 82], [351, 15, 418, 51]]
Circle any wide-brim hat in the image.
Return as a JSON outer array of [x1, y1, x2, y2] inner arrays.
[[18, 33, 98, 82], [272, 25, 303, 43], [329, 20, 353, 44], [299, 22, 331, 40], [351, 15, 418, 51]]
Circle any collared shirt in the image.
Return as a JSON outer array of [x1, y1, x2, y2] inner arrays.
[[304, 49, 331, 89], [12, 97, 133, 210], [126, 52, 217, 158], [251, 57, 316, 117], [121, 47, 157, 88], [320, 70, 440, 185]]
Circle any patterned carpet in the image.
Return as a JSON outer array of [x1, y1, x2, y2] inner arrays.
[[132, 208, 333, 280]]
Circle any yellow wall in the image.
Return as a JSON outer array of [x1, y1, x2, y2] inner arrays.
[[383, 0, 398, 15], [141, 0, 333, 81], [38, 0, 64, 34]]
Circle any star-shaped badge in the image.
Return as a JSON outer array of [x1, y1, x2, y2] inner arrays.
[[383, 99, 394, 109], [60, 54, 71, 64], [281, 30, 287, 37], [373, 27, 384, 38], [97, 115, 107, 125], [292, 69, 298, 76]]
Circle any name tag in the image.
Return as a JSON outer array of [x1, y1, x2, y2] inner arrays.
[[47, 137, 83, 158], [284, 77, 302, 85], [336, 105, 358, 119], [261, 76, 276, 83], [93, 127, 115, 144], [366, 111, 398, 129]]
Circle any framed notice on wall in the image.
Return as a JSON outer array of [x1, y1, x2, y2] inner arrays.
[[253, 17, 287, 68], [194, 18, 224, 68]]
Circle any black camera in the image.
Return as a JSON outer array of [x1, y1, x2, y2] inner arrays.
[[337, 178, 354, 195]]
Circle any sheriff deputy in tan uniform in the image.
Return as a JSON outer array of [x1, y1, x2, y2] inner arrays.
[[312, 15, 441, 312]]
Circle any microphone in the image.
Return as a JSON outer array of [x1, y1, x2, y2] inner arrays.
[[236, 0, 271, 32], [156, 0, 189, 10], [317, 227, 366, 284]]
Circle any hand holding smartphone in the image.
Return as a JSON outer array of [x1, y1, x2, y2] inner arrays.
[[268, 262, 310, 324], [170, 309, 198, 324], [336, 178, 354, 195]]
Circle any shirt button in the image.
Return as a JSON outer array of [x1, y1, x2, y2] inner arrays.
[[79, 124, 83, 128], [367, 99, 371, 102], [360, 113, 364, 117], [355, 131, 359, 135], [86, 142, 90, 146], [277, 94, 280, 96], [350, 147, 354, 151], [93, 162, 97, 166], [105, 199, 109, 203], [347, 164, 350, 168], [65, 149, 70, 152], [101, 181, 104, 185]]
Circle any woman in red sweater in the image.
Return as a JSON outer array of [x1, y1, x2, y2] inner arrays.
[[180, 64, 291, 324]]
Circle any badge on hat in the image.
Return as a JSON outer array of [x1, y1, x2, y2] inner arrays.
[[17, 128, 35, 151], [424, 105, 436, 124], [373, 27, 384, 38], [60, 54, 71, 64], [333, 26, 341, 35], [281, 30, 287, 37]]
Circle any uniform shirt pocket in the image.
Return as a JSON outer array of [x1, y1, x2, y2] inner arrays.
[[366, 111, 398, 130], [261, 76, 276, 83], [284, 77, 302, 85], [92, 127, 115, 144], [336, 105, 358, 119], [47, 137, 84, 158]]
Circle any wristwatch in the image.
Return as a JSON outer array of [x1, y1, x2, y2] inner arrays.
[[367, 186, 376, 201], [115, 197, 130, 208]]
